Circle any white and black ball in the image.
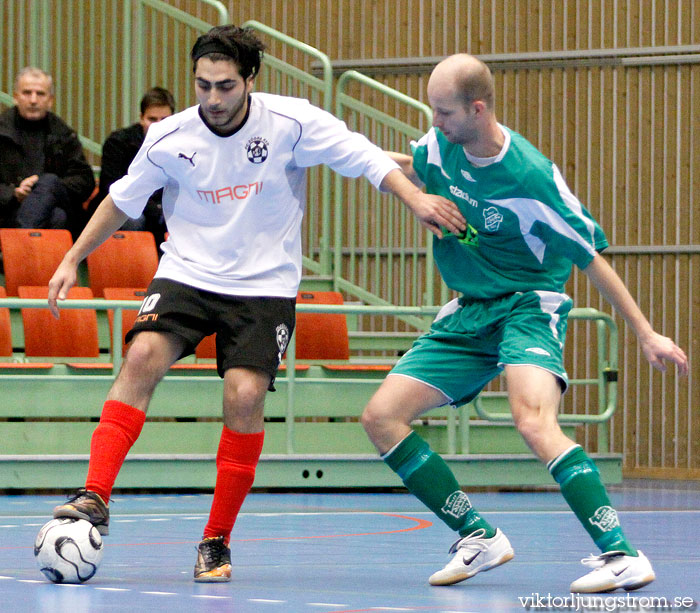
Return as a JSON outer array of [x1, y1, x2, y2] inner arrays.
[[34, 518, 104, 583]]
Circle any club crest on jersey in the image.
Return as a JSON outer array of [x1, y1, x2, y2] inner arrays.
[[246, 137, 269, 164], [441, 491, 472, 519], [588, 506, 620, 532], [483, 206, 504, 231], [276, 323, 290, 359]]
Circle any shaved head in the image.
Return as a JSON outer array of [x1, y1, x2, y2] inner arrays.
[[426, 54, 502, 151], [429, 54, 495, 111]]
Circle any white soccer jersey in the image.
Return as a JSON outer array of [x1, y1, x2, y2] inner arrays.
[[110, 93, 398, 297]]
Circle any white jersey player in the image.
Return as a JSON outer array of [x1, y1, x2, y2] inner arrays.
[[48, 24, 466, 582], [114, 93, 400, 297]]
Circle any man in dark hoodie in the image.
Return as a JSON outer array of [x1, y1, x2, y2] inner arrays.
[[87, 87, 175, 246], [0, 67, 95, 237]]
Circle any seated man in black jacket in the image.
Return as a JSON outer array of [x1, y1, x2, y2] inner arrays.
[[88, 87, 175, 246], [0, 67, 95, 237]]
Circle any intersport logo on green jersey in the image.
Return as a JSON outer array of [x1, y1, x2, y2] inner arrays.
[[449, 184, 478, 207]]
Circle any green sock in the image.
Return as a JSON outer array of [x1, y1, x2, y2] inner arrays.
[[383, 431, 495, 538], [549, 445, 636, 556]]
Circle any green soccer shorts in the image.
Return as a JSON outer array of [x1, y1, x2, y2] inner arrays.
[[389, 290, 573, 406]]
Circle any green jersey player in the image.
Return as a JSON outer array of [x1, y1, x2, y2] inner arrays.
[[361, 53, 688, 593]]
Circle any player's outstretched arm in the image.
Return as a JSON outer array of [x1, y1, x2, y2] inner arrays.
[[385, 152, 423, 187], [380, 168, 466, 239], [48, 195, 129, 319], [582, 253, 689, 375]]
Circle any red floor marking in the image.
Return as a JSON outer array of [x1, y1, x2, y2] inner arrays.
[[232, 512, 433, 542], [7, 511, 432, 549]]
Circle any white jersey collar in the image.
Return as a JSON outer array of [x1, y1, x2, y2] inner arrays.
[[463, 124, 510, 167]]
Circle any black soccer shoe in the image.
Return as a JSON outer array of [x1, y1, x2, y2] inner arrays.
[[194, 536, 232, 582], [53, 488, 110, 536]]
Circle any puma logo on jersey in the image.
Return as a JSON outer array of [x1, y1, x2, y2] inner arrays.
[[178, 151, 197, 166]]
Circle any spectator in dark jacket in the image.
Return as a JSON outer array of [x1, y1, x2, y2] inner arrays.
[[88, 87, 175, 246], [0, 67, 95, 237]]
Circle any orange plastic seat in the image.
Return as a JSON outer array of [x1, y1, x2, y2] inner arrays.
[[295, 290, 395, 372], [0, 228, 73, 295], [87, 231, 158, 297], [169, 363, 217, 371], [195, 333, 216, 359], [102, 287, 148, 356], [0, 286, 54, 370], [18, 286, 99, 357], [0, 362, 54, 371], [295, 291, 349, 360]]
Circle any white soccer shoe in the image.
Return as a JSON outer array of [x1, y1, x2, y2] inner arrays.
[[570, 550, 656, 593], [428, 528, 514, 586]]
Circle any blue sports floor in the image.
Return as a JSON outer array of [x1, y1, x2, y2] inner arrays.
[[1, 481, 698, 613]]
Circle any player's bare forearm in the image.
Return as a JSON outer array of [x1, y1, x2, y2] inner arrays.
[[380, 169, 466, 239], [48, 196, 129, 318], [582, 253, 689, 375], [385, 152, 422, 186]]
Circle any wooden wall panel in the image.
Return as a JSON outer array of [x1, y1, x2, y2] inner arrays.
[[2, 0, 697, 476], [212, 0, 699, 476], [171, 0, 700, 57]]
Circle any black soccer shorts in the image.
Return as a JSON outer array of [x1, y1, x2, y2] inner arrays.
[[125, 278, 296, 386]]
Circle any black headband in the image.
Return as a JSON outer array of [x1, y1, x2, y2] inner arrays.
[[191, 39, 238, 62]]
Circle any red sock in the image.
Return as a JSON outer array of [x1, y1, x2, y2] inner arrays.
[[85, 400, 146, 502], [203, 427, 265, 545]]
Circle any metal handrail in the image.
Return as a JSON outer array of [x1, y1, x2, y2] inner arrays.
[[333, 70, 440, 323], [140, 0, 228, 26], [242, 20, 333, 113], [1, 298, 618, 455], [242, 20, 335, 276], [130, 0, 228, 126], [316, 44, 700, 76], [472, 308, 618, 425]]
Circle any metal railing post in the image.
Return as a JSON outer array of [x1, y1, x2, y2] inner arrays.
[[335, 70, 436, 323], [242, 19, 334, 277], [0, 298, 619, 456], [285, 333, 297, 454]]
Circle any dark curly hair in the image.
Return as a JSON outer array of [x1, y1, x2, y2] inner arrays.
[[191, 25, 266, 79]]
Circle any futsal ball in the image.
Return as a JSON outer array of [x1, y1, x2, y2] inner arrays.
[[34, 518, 104, 583]]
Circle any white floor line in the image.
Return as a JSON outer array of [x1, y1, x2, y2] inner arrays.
[[95, 587, 131, 592], [2, 509, 699, 522]]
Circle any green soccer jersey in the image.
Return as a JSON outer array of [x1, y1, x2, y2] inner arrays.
[[411, 125, 608, 299]]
